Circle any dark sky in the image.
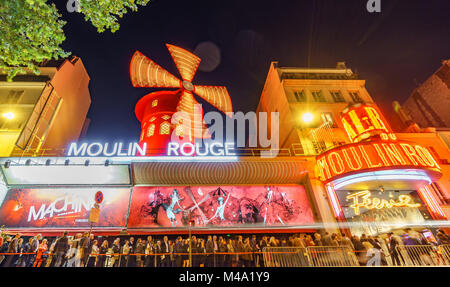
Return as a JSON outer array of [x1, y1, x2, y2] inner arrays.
[[54, 0, 450, 142]]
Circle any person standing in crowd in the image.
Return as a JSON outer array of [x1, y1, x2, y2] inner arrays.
[[33, 238, 48, 267], [305, 235, 315, 247], [135, 238, 145, 267], [53, 231, 70, 267], [144, 236, 155, 267], [78, 232, 90, 267], [386, 232, 404, 266], [169, 240, 176, 267], [27, 234, 41, 267], [97, 240, 109, 267], [2, 233, 20, 267], [128, 237, 136, 267], [339, 233, 354, 250], [226, 238, 235, 267], [182, 238, 189, 267], [241, 238, 253, 267], [250, 235, 260, 267], [190, 236, 198, 267], [437, 229, 450, 245], [313, 233, 322, 246], [330, 234, 340, 247], [218, 237, 227, 267], [86, 240, 99, 267], [173, 236, 183, 267], [351, 235, 366, 266], [111, 238, 121, 267], [322, 232, 332, 246], [160, 236, 170, 267], [66, 235, 79, 267], [121, 240, 130, 267], [205, 236, 214, 267], [21, 238, 33, 268], [155, 240, 163, 267]]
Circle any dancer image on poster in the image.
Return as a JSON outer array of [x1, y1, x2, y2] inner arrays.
[[262, 186, 286, 225], [206, 191, 231, 224], [162, 189, 184, 227]]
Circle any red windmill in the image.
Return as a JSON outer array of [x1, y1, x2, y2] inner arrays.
[[130, 44, 233, 156]]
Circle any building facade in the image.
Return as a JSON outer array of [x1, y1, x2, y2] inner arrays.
[[0, 55, 448, 243], [401, 60, 450, 129], [0, 57, 91, 157]]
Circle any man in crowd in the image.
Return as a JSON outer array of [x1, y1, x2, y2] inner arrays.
[[161, 236, 170, 267], [53, 231, 70, 267], [386, 232, 404, 266]]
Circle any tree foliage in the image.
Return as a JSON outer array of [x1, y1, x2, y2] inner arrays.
[[78, 0, 151, 33], [0, 0, 151, 81]]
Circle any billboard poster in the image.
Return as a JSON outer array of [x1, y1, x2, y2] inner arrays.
[[128, 185, 314, 228], [0, 188, 131, 228]]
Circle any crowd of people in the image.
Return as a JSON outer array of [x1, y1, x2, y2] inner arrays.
[[0, 229, 449, 267]]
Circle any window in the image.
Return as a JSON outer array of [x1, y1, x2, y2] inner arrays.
[[349, 91, 363, 103], [321, 112, 336, 127], [160, 121, 170, 135], [312, 90, 326, 102], [147, 124, 155, 137], [150, 117, 156, 122], [294, 90, 306, 102], [330, 91, 345, 103], [162, 115, 171, 120], [152, 100, 158, 107]]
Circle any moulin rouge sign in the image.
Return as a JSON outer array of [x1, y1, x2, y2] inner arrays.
[[317, 104, 441, 183], [317, 140, 441, 183]]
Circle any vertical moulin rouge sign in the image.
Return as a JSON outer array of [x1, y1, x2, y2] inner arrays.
[[0, 188, 130, 228]]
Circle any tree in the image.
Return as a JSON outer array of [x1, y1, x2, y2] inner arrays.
[[0, 0, 150, 81]]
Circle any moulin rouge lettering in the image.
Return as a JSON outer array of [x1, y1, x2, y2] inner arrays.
[[28, 195, 92, 222], [346, 190, 421, 216], [316, 141, 440, 182]]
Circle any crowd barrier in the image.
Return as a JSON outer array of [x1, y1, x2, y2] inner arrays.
[[1, 245, 450, 267]]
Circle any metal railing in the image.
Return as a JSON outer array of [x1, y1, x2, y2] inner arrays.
[[306, 246, 359, 267], [396, 245, 450, 266], [262, 247, 309, 267]]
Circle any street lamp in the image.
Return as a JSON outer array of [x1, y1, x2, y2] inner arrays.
[[302, 112, 314, 123], [2, 112, 15, 120]]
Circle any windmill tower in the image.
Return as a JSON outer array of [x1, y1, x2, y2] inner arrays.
[[130, 44, 233, 155]]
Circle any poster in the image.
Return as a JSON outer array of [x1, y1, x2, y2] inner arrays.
[[0, 188, 131, 228], [128, 185, 314, 228]]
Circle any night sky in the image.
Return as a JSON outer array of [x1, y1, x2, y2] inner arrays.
[[53, 0, 450, 142]]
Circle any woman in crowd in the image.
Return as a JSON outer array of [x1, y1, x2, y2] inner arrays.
[[182, 239, 189, 267], [111, 238, 121, 267], [87, 240, 99, 267], [33, 238, 48, 267], [241, 238, 253, 267], [135, 238, 145, 267], [226, 238, 235, 267], [97, 240, 109, 267], [121, 240, 130, 267]]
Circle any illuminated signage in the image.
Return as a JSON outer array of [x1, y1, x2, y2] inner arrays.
[[67, 142, 147, 157], [346, 190, 421, 216], [341, 104, 395, 143], [316, 140, 440, 183], [167, 142, 236, 157]]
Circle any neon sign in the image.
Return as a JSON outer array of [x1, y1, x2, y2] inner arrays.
[[67, 142, 147, 157], [316, 140, 440, 183], [167, 142, 236, 157], [346, 190, 421, 216], [341, 104, 396, 143]]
